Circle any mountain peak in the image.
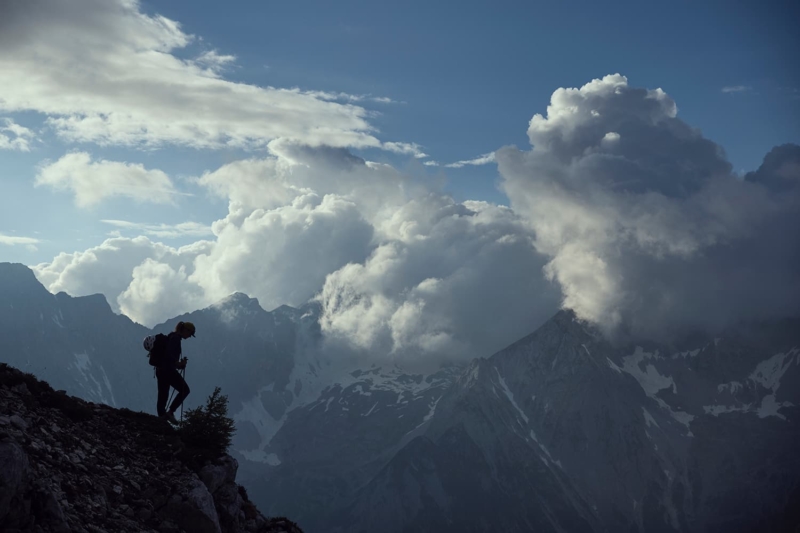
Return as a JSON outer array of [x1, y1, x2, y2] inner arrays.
[[488, 307, 596, 361], [0, 262, 46, 293], [272, 304, 300, 315], [212, 292, 262, 309]]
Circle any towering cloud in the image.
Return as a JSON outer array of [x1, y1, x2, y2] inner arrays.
[[192, 145, 559, 362], [497, 74, 800, 339], [30, 71, 800, 357]]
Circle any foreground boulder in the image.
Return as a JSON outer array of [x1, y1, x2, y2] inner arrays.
[[0, 363, 303, 533]]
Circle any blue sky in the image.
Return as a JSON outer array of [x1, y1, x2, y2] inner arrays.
[[149, 0, 799, 170], [1, 0, 799, 353], [2, 0, 798, 265]]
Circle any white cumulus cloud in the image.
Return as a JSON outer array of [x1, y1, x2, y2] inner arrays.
[[33, 145, 558, 362], [118, 258, 207, 326], [0, 0, 418, 153], [498, 74, 800, 339], [28, 71, 800, 353], [32, 236, 213, 322], [35, 152, 179, 207], [0, 118, 35, 151]]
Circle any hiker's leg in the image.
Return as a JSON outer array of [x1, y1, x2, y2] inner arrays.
[[167, 369, 190, 413], [155, 368, 170, 416]]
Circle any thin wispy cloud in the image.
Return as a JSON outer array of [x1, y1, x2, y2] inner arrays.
[[194, 49, 237, 74], [305, 90, 400, 105], [425, 152, 496, 168], [101, 220, 213, 238], [722, 85, 751, 93], [0, 233, 40, 246]]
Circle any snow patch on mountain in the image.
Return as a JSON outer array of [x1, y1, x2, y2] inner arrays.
[[671, 348, 701, 359], [100, 366, 117, 407], [622, 347, 676, 395], [703, 404, 752, 416], [71, 352, 115, 406], [235, 384, 287, 463], [529, 429, 561, 468], [642, 407, 659, 428], [757, 394, 794, 420], [717, 381, 743, 394], [749, 349, 798, 392], [622, 347, 695, 436], [702, 348, 798, 420], [493, 367, 529, 425], [423, 396, 440, 423], [458, 360, 481, 388], [607, 357, 623, 374]]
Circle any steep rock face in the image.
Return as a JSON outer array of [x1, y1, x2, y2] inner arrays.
[[330, 311, 800, 533], [0, 263, 152, 411], [332, 423, 595, 533], [0, 363, 304, 533], [251, 365, 461, 531]]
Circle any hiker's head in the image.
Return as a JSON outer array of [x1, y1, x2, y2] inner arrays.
[[175, 321, 196, 339]]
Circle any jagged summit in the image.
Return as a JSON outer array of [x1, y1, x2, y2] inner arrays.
[[55, 290, 115, 315], [0, 262, 52, 297], [483, 308, 591, 358], [272, 304, 299, 315], [212, 292, 263, 310], [0, 362, 304, 533], [0, 262, 120, 319], [0, 261, 39, 280]]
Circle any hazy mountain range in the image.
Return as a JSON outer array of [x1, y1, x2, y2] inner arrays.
[[1, 261, 798, 532]]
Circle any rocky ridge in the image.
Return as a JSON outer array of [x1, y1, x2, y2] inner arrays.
[[0, 363, 304, 533]]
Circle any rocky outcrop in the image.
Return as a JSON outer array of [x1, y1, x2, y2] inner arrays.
[[0, 363, 304, 533]]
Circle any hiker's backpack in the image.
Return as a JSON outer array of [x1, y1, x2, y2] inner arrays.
[[143, 334, 168, 367]]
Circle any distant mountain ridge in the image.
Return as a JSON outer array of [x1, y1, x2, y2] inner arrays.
[[0, 262, 331, 456], [2, 262, 799, 532], [331, 310, 800, 532], [0, 263, 466, 527]]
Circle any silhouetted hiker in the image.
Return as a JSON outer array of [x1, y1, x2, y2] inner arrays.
[[144, 321, 195, 424]]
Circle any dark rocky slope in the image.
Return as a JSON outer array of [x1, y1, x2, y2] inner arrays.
[[0, 363, 304, 533]]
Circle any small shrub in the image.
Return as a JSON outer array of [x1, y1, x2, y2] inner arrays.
[[243, 501, 259, 520], [180, 387, 236, 463]]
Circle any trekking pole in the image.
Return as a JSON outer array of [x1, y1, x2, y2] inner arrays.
[[180, 366, 186, 423], [167, 387, 176, 408]]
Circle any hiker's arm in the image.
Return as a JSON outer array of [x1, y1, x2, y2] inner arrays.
[[165, 334, 182, 368]]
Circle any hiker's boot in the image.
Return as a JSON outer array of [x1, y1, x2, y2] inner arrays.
[[166, 411, 178, 424]]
